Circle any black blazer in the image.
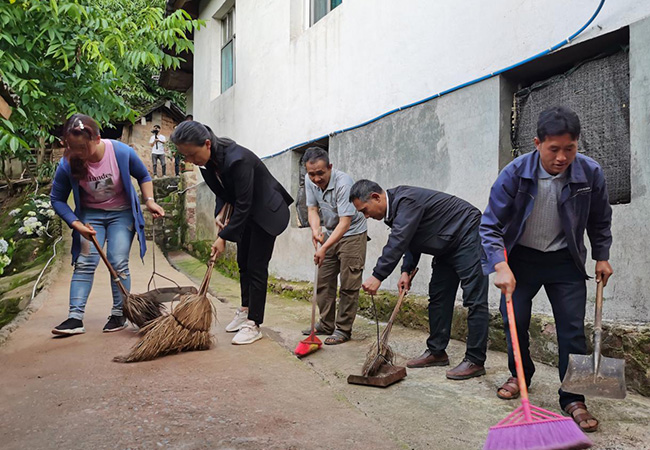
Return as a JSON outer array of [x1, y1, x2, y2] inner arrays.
[[373, 186, 481, 280], [200, 141, 294, 242]]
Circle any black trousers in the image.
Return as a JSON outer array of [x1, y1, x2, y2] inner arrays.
[[427, 224, 489, 365], [237, 220, 276, 325], [501, 245, 587, 409]]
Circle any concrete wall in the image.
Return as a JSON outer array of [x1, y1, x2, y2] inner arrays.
[[193, 0, 650, 157], [190, 2, 650, 324]]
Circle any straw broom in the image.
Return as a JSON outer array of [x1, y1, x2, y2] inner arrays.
[[113, 256, 217, 363], [114, 205, 232, 363], [90, 234, 164, 328], [362, 268, 417, 376]]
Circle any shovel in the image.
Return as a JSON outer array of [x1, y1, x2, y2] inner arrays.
[[561, 280, 626, 399]]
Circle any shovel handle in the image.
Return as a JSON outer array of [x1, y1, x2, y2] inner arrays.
[[593, 280, 604, 372]]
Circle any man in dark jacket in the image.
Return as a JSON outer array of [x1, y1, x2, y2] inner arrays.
[[350, 180, 489, 380], [480, 106, 613, 433]]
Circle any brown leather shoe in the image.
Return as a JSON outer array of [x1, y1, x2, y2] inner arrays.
[[446, 358, 486, 380], [406, 349, 449, 368]]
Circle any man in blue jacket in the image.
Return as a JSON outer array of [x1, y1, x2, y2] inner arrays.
[[480, 106, 613, 433]]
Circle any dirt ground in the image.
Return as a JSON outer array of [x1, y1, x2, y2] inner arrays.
[[0, 240, 648, 450]]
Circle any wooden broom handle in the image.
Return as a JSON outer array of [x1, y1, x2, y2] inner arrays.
[[89, 233, 129, 298], [90, 233, 119, 280], [381, 267, 419, 340], [199, 204, 234, 295]]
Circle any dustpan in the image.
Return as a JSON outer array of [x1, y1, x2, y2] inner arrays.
[[561, 280, 626, 399]]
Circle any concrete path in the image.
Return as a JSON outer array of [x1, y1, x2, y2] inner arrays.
[[1, 239, 649, 450]]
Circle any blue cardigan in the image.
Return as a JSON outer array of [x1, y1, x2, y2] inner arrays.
[[50, 139, 152, 263]]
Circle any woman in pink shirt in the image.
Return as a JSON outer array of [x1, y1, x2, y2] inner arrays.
[[50, 114, 165, 335]]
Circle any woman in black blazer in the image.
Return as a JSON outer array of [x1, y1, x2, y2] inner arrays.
[[171, 121, 293, 345]]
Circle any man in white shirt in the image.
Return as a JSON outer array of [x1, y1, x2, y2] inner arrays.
[[149, 124, 167, 177]]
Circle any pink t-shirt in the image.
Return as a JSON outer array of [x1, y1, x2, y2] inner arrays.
[[79, 139, 130, 211]]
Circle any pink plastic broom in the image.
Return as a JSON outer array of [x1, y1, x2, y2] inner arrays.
[[484, 257, 592, 449]]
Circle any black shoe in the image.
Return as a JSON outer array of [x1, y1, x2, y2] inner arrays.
[[103, 315, 127, 333], [52, 318, 85, 335]]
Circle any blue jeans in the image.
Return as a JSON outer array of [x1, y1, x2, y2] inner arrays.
[[68, 209, 135, 320]]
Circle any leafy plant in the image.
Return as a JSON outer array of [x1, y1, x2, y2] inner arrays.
[[0, 0, 203, 164], [0, 238, 13, 275]]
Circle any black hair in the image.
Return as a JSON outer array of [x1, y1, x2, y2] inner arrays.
[[302, 147, 329, 166], [536, 106, 581, 142], [153, 124, 161, 129], [184, 114, 193, 121], [170, 121, 234, 160], [349, 179, 384, 203]]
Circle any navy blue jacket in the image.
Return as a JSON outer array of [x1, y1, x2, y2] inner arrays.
[[480, 151, 612, 277], [50, 140, 151, 263], [373, 186, 481, 281]]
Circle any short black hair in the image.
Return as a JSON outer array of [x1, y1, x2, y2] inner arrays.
[[302, 147, 329, 166], [153, 124, 161, 129], [536, 106, 581, 142], [349, 179, 383, 203]]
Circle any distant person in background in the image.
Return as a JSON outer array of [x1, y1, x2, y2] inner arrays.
[[150, 124, 167, 177], [50, 114, 164, 336], [174, 115, 193, 176]]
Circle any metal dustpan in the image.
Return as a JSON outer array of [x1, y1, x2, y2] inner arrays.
[[562, 281, 626, 399]]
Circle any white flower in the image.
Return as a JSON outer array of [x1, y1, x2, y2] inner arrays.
[[0, 239, 8, 254], [27, 211, 36, 217], [18, 227, 26, 234], [0, 254, 10, 266], [9, 208, 20, 217], [46, 210, 56, 218], [24, 217, 38, 226]]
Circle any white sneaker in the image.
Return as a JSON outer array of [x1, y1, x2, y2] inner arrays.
[[232, 320, 262, 345], [225, 308, 249, 332]]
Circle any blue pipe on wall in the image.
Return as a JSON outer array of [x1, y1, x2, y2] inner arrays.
[[263, 0, 606, 160]]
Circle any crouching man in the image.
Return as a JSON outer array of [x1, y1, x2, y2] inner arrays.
[[350, 180, 489, 380]]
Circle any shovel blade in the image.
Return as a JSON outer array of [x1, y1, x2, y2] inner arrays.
[[562, 353, 627, 399]]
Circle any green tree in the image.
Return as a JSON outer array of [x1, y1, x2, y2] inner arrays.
[[0, 0, 202, 169]]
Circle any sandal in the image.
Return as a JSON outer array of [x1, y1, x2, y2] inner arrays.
[[564, 401, 599, 433], [301, 323, 332, 336], [497, 376, 521, 400], [324, 330, 350, 345]]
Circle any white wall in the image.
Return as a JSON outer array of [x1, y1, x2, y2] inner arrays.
[[193, 0, 650, 157]]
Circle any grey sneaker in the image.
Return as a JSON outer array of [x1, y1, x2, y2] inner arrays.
[[225, 308, 249, 332], [231, 320, 262, 345]]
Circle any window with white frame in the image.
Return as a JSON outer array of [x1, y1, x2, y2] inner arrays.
[[310, 0, 341, 26], [221, 7, 235, 93]]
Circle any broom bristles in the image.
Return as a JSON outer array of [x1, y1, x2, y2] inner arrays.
[[123, 293, 165, 328], [484, 418, 592, 450], [114, 292, 215, 363], [362, 341, 395, 376]]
